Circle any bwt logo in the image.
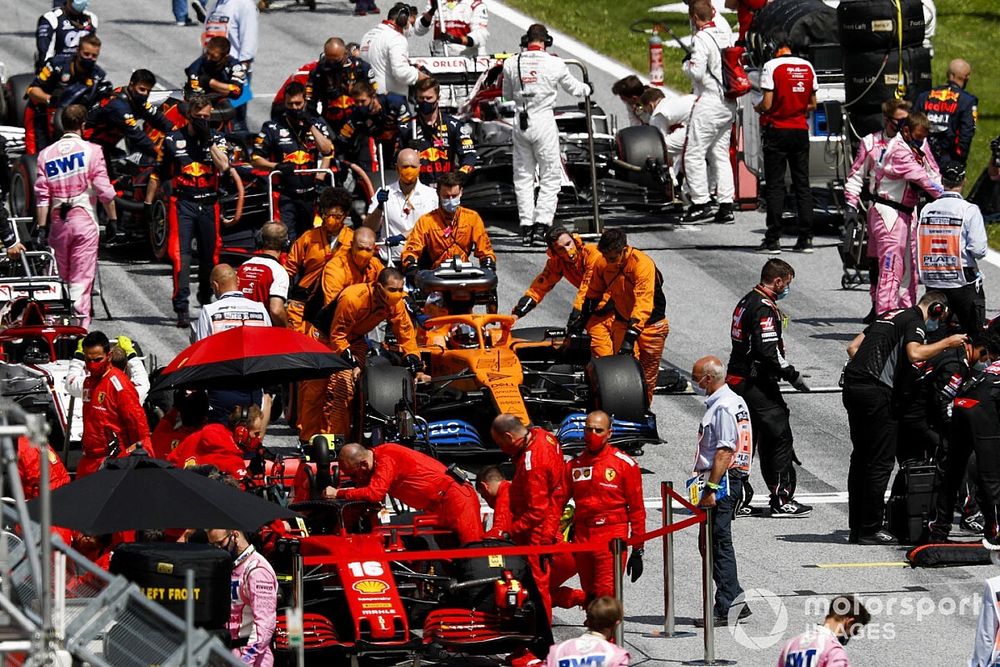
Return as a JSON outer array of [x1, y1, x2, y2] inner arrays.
[[557, 657, 607, 666], [44, 151, 85, 177]]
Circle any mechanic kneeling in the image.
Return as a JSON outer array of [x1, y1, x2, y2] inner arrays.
[[327, 442, 484, 545], [167, 404, 263, 478]]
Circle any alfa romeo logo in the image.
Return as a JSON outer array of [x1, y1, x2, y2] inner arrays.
[[728, 588, 788, 650]]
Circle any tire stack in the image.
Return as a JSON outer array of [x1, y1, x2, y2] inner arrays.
[[838, 0, 931, 138]]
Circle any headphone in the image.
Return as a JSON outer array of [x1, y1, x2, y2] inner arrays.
[[928, 301, 946, 319], [521, 28, 553, 49], [233, 406, 263, 451], [391, 3, 411, 29]]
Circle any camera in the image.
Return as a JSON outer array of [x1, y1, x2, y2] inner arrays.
[[518, 111, 529, 131]]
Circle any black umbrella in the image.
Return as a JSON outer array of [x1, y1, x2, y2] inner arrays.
[[27, 454, 296, 533]]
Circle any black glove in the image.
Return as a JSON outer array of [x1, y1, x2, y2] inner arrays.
[[843, 207, 859, 226], [789, 371, 811, 392], [512, 295, 536, 318], [617, 325, 640, 355], [626, 547, 644, 583], [991, 136, 1000, 166], [376, 187, 390, 205], [104, 219, 120, 243], [585, 81, 594, 97], [401, 258, 418, 280], [441, 33, 464, 45], [341, 349, 358, 368], [479, 256, 496, 272], [403, 353, 423, 375], [33, 225, 49, 250], [566, 309, 585, 335], [277, 162, 297, 178]]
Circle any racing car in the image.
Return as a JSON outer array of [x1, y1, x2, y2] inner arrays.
[[351, 259, 661, 458]]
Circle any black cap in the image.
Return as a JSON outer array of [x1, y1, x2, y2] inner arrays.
[[941, 162, 966, 187]]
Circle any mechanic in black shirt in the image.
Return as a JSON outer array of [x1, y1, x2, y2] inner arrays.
[[397, 77, 477, 185], [913, 58, 977, 167], [336, 80, 411, 170], [726, 259, 811, 518], [306, 37, 373, 136], [35, 0, 97, 71], [183, 36, 247, 104], [251, 81, 334, 241], [843, 291, 967, 544], [86, 69, 175, 164]]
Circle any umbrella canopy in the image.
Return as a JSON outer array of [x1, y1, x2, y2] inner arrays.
[[27, 455, 296, 533], [149, 326, 349, 392]]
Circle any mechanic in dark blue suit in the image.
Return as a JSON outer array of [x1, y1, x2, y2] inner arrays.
[[914, 58, 978, 167], [336, 80, 411, 172]]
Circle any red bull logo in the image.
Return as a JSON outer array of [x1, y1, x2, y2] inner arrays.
[[928, 88, 959, 102], [284, 151, 312, 166], [420, 147, 448, 162], [181, 162, 212, 177]]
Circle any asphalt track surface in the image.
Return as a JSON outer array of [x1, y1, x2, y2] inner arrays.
[[3, 1, 999, 664]]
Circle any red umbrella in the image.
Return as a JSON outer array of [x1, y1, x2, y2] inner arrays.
[[149, 326, 350, 392]]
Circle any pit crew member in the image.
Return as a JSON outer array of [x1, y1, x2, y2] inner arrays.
[[184, 35, 247, 103], [36, 0, 98, 71], [639, 87, 694, 186], [200, 0, 259, 131], [146, 95, 236, 328], [324, 268, 424, 437], [569, 229, 667, 405], [400, 171, 495, 272], [361, 4, 426, 96], [73, 331, 152, 478], [168, 405, 262, 477], [336, 80, 411, 169], [778, 596, 870, 667], [914, 58, 977, 167], [563, 410, 645, 602], [364, 148, 438, 264], [397, 77, 477, 185], [195, 264, 271, 341], [17, 436, 71, 500], [726, 259, 811, 518], [306, 37, 373, 136], [414, 0, 489, 58], [329, 442, 484, 545], [67, 335, 150, 404], [25, 34, 108, 154], [33, 104, 117, 329], [206, 526, 277, 667], [251, 81, 334, 240], [150, 389, 210, 457], [320, 226, 384, 308], [237, 222, 289, 327], [612, 75, 648, 127], [86, 69, 176, 171], [502, 23, 590, 246], [546, 597, 630, 667], [477, 465, 512, 538]]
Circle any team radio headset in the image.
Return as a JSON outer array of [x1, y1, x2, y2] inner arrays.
[[515, 28, 554, 131]]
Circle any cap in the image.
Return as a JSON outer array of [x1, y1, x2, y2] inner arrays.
[[940, 162, 966, 187]]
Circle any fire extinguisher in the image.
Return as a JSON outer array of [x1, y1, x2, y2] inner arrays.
[[649, 26, 664, 86]]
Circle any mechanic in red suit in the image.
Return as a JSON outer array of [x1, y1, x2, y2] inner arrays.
[[77, 331, 151, 478], [728, 0, 767, 45], [167, 405, 261, 478], [327, 442, 483, 545], [564, 410, 646, 602], [17, 436, 70, 499], [150, 389, 210, 459]]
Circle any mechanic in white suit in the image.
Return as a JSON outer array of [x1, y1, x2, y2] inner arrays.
[[362, 3, 427, 96], [415, 0, 489, 58], [970, 552, 1000, 667], [501, 24, 590, 247], [680, 0, 736, 224], [640, 87, 695, 186]]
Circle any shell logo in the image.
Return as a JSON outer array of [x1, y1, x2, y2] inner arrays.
[[352, 579, 389, 594]]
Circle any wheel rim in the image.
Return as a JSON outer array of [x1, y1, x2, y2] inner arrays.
[[150, 200, 167, 251]]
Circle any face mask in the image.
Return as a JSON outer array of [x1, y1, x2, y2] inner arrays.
[[398, 166, 420, 184], [85, 358, 109, 375], [584, 431, 607, 453], [77, 57, 96, 73], [190, 117, 211, 142], [417, 100, 438, 116], [286, 107, 306, 123], [352, 248, 374, 268], [324, 215, 344, 234], [220, 533, 240, 558], [130, 88, 149, 107], [837, 635, 850, 647], [561, 245, 577, 261], [441, 196, 461, 214], [925, 318, 939, 333], [974, 361, 988, 373], [776, 285, 790, 300], [379, 286, 405, 308], [71, 0, 89, 12]]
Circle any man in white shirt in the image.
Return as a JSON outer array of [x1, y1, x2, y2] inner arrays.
[[365, 149, 438, 264], [236, 222, 290, 327], [414, 0, 489, 58], [362, 3, 427, 96], [194, 263, 271, 342], [639, 87, 695, 185]]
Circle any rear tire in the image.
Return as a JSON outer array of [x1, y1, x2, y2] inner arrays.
[[10, 154, 37, 218], [148, 195, 169, 260], [616, 125, 667, 191], [587, 355, 647, 423], [6, 73, 33, 127]]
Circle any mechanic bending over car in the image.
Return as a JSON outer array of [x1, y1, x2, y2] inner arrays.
[[306, 37, 373, 137], [35, 0, 98, 71], [33, 104, 117, 330], [71, 331, 152, 478], [336, 80, 412, 173], [319, 227, 384, 310], [397, 77, 478, 185], [168, 404, 263, 478], [326, 442, 485, 545], [400, 171, 495, 275], [563, 410, 646, 604], [569, 229, 667, 405], [184, 35, 247, 104], [252, 81, 334, 242], [512, 225, 613, 355], [324, 268, 429, 438], [146, 94, 237, 329], [26, 33, 108, 154], [365, 148, 438, 265]]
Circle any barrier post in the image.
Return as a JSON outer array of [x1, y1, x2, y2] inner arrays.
[[611, 537, 626, 646], [293, 553, 305, 667], [702, 506, 715, 664], [649, 481, 696, 639]]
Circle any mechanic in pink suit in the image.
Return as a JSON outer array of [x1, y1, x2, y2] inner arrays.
[[776, 595, 870, 667], [869, 111, 942, 314], [208, 527, 277, 667], [33, 104, 116, 329], [546, 597, 630, 667]]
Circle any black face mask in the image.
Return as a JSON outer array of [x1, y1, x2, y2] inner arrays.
[[77, 57, 97, 74], [206, 58, 224, 74], [286, 107, 307, 123], [129, 88, 148, 107], [320, 58, 344, 75], [190, 117, 211, 142], [417, 100, 437, 116]]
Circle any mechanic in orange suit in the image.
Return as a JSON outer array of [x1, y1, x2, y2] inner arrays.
[[77, 331, 152, 478], [324, 268, 426, 437], [399, 172, 496, 273], [150, 390, 210, 458], [328, 442, 484, 545], [167, 405, 263, 478], [17, 436, 71, 500], [564, 410, 646, 603], [282, 186, 356, 444], [512, 225, 613, 354], [320, 227, 385, 306], [570, 228, 668, 404]]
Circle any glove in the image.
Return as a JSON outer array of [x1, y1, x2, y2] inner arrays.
[[104, 219, 120, 243], [376, 187, 390, 205], [479, 256, 496, 272], [428, 0, 438, 10], [277, 162, 296, 178], [441, 33, 464, 45], [843, 207, 859, 226], [626, 547, 644, 583], [585, 82, 594, 97], [566, 309, 585, 335], [74, 338, 85, 361], [617, 325, 640, 355], [512, 295, 536, 319], [116, 336, 137, 360], [403, 354, 423, 375], [991, 136, 1000, 166], [401, 258, 418, 279], [341, 349, 358, 368], [33, 225, 49, 250], [386, 233, 406, 245], [789, 372, 811, 392]]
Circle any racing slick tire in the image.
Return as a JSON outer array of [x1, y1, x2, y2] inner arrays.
[[363, 357, 414, 417], [587, 355, 647, 423], [836, 0, 925, 53], [9, 153, 37, 219], [616, 125, 667, 191], [148, 191, 169, 261], [6, 73, 33, 127]]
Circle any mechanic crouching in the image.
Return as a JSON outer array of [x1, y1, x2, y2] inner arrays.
[[324, 268, 427, 438], [327, 442, 484, 545]]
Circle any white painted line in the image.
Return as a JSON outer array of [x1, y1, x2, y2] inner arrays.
[[984, 248, 1000, 270]]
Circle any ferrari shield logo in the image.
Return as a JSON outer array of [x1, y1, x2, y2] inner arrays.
[[605, 468, 616, 482], [97, 391, 106, 404]]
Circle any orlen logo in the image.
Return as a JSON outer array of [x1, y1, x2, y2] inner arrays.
[[352, 579, 389, 594]]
